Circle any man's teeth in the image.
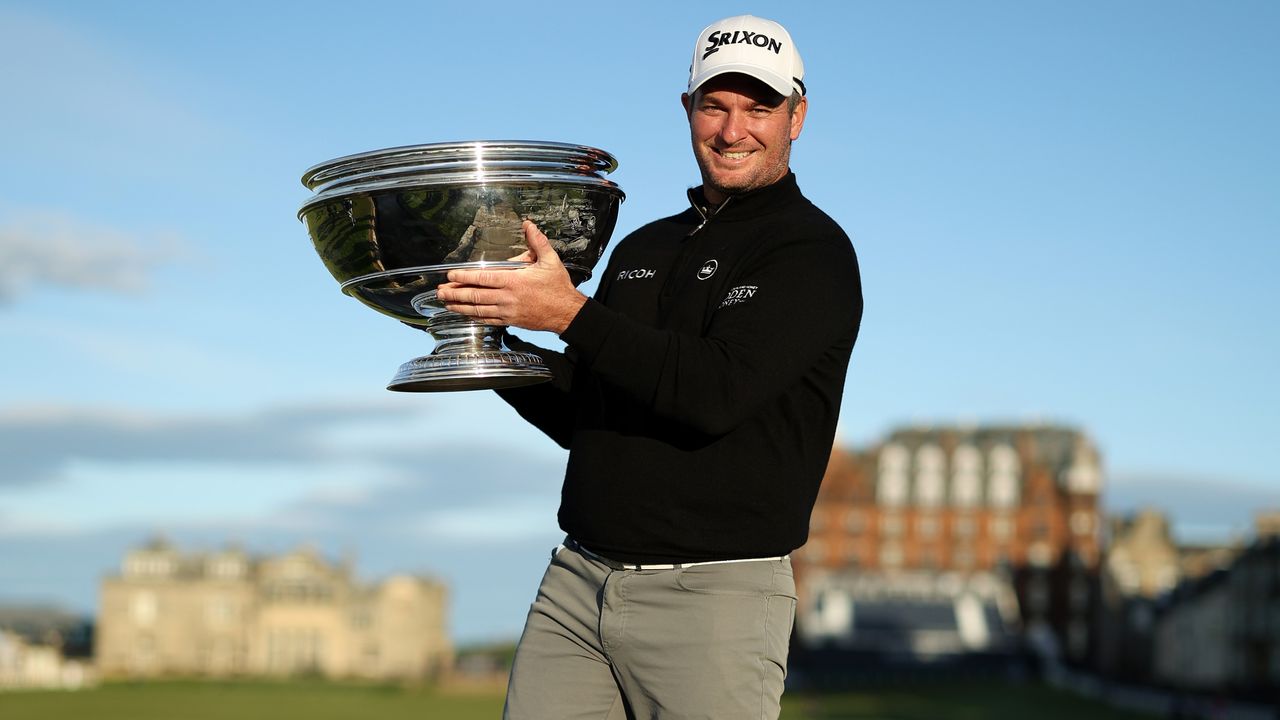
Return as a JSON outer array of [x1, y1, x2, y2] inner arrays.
[[721, 151, 751, 159]]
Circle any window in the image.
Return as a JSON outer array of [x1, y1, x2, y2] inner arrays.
[[915, 444, 946, 507], [988, 445, 1021, 508], [916, 514, 940, 538], [1068, 619, 1089, 658], [880, 543, 904, 568], [125, 555, 174, 578], [877, 444, 909, 507], [131, 591, 157, 627], [1070, 510, 1094, 536], [844, 510, 865, 533], [989, 515, 1015, 542], [952, 444, 982, 507], [919, 549, 940, 570], [1028, 542, 1054, 567], [205, 596, 236, 627], [1026, 573, 1050, 615], [1070, 577, 1090, 610], [1033, 519, 1051, 540], [842, 542, 861, 564], [1064, 460, 1101, 494], [880, 513, 904, 537], [209, 557, 245, 579]]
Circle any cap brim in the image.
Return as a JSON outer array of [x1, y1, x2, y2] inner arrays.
[[688, 64, 795, 98]]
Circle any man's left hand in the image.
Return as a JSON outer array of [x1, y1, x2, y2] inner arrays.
[[436, 220, 588, 334]]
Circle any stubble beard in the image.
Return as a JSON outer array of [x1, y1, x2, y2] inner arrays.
[[697, 137, 792, 201]]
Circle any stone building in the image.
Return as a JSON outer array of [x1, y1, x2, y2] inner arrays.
[[1150, 529, 1280, 695], [96, 540, 451, 680], [0, 629, 93, 690], [1151, 569, 1232, 690], [1222, 533, 1280, 693], [1104, 510, 1182, 598], [795, 424, 1103, 666], [1094, 509, 1180, 681]]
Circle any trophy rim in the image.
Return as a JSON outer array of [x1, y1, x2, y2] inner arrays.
[[301, 140, 619, 190], [297, 172, 624, 218]]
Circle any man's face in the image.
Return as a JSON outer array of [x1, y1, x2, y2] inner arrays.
[[682, 74, 807, 204]]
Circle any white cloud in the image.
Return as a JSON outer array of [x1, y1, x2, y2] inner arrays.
[[414, 498, 560, 543], [0, 400, 422, 487], [1, 458, 399, 531], [0, 210, 184, 302]]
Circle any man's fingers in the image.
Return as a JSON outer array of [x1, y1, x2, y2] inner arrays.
[[438, 286, 496, 306], [445, 269, 511, 287]]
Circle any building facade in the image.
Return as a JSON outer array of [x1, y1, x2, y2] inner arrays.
[[1151, 570, 1233, 690], [795, 424, 1103, 666], [0, 630, 93, 690], [97, 541, 451, 680], [1148, 532, 1280, 695], [1223, 534, 1280, 693]]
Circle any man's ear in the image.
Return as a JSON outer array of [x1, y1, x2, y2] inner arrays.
[[790, 96, 808, 141], [681, 92, 692, 116]]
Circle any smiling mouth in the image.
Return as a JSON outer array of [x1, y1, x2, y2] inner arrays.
[[716, 149, 754, 160]]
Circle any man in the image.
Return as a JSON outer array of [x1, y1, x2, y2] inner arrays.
[[437, 14, 862, 719]]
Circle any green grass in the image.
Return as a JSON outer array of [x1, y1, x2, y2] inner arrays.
[[0, 680, 504, 720], [0, 679, 1152, 719]]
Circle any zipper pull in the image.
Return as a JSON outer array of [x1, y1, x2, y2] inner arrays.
[[685, 190, 732, 238]]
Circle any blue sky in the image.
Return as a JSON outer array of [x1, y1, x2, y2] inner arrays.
[[1, 1, 1277, 643]]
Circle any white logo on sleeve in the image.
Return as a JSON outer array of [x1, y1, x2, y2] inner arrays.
[[719, 285, 758, 308], [617, 268, 657, 280], [697, 259, 718, 280]]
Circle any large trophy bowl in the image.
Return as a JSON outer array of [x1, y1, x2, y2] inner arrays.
[[299, 141, 624, 392]]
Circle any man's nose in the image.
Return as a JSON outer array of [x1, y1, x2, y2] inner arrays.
[[717, 110, 747, 145]]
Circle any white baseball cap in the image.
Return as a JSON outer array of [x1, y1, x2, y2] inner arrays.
[[687, 15, 806, 98]]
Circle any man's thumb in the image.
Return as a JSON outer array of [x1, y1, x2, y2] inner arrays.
[[523, 221, 561, 265]]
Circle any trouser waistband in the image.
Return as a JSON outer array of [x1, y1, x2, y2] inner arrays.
[[562, 537, 788, 571]]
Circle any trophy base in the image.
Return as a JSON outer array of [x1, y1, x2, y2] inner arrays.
[[387, 350, 552, 392]]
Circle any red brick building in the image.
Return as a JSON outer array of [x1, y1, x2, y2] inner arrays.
[[795, 424, 1103, 665]]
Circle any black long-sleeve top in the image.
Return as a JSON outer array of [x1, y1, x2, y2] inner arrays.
[[498, 172, 862, 564]]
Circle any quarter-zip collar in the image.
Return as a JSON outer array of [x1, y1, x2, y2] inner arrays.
[[685, 171, 803, 226]]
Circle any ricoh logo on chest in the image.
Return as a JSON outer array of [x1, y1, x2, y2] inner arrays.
[[617, 268, 656, 280], [702, 29, 784, 59], [719, 285, 759, 308]]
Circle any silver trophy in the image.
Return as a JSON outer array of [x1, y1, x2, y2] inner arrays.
[[299, 141, 624, 392]]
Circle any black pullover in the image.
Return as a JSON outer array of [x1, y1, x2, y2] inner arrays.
[[498, 173, 863, 564]]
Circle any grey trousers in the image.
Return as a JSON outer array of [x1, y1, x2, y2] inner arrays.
[[503, 542, 797, 720]]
